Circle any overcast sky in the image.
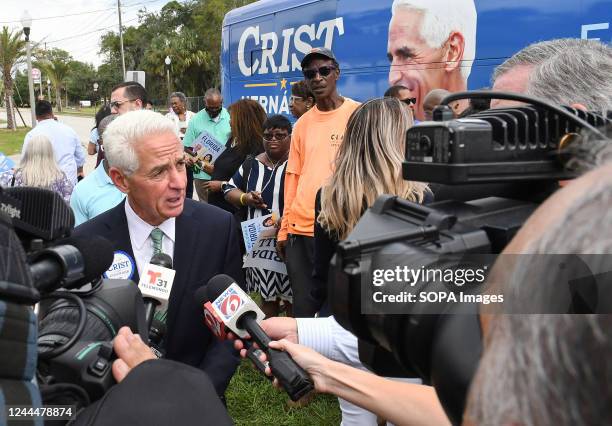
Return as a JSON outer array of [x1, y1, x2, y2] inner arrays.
[[2, 0, 168, 68]]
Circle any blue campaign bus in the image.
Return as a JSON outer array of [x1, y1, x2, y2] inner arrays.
[[221, 0, 611, 120]]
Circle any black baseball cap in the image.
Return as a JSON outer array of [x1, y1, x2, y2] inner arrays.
[[301, 47, 337, 68]]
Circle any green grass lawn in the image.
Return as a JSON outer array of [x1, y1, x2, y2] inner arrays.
[[0, 127, 28, 156], [56, 107, 98, 118], [227, 360, 340, 425], [226, 292, 340, 425]]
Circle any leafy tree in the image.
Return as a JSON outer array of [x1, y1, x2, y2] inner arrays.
[[96, 0, 256, 104], [65, 60, 97, 104], [0, 26, 26, 130], [96, 62, 121, 104]]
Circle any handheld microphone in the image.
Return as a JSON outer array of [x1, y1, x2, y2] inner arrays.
[[138, 253, 175, 330], [197, 274, 314, 401]]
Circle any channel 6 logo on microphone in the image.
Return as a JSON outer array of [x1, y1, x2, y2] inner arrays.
[[215, 286, 244, 320]]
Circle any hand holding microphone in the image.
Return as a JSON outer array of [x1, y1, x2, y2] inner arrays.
[[229, 317, 335, 394], [263, 339, 336, 395], [231, 316, 300, 348], [195, 274, 314, 401]]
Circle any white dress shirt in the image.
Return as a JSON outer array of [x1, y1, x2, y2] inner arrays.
[[296, 316, 421, 426], [23, 119, 86, 185], [297, 316, 364, 369], [125, 200, 175, 277]]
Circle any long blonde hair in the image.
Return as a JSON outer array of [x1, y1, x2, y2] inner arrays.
[[19, 135, 64, 187], [318, 97, 429, 240]]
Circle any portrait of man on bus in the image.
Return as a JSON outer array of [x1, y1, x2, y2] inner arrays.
[[387, 0, 477, 120]]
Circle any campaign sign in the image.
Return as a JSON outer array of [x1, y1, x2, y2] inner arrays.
[[0, 152, 15, 174], [240, 213, 277, 253], [243, 236, 287, 275], [192, 130, 227, 165]]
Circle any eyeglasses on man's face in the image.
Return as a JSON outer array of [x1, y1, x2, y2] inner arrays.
[[302, 65, 336, 80], [110, 99, 136, 109]]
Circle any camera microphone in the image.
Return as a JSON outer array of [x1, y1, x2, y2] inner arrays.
[[3, 186, 74, 241], [30, 235, 114, 293]]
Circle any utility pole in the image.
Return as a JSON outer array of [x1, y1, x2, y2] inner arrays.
[[117, 0, 126, 80], [21, 11, 36, 128]]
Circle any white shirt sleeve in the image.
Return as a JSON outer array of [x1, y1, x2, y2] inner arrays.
[[296, 316, 362, 368], [73, 132, 86, 167]]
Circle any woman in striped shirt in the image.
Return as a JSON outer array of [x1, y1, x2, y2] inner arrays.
[[222, 115, 292, 317]]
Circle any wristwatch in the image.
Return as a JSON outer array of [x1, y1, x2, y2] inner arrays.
[[221, 181, 231, 192]]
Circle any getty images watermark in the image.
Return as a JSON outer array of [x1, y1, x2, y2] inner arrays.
[[360, 254, 612, 314]]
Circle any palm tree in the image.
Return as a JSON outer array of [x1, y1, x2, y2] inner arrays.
[[43, 59, 70, 112], [38, 48, 72, 112], [0, 26, 26, 130]]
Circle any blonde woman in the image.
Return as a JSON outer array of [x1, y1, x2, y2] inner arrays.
[[313, 97, 431, 312], [0, 134, 73, 201]]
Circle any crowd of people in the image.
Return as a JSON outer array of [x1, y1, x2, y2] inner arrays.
[[2, 30, 611, 425]]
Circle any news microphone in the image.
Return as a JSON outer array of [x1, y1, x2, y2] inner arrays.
[[138, 253, 175, 330], [29, 235, 114, 293], [198, 274, 314, 401]]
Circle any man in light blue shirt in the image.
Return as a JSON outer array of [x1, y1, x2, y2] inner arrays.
[[182, 88, 231, 202], [70, 115, 125, 225], [23, 101, 85, 185], [70, 160, 125, 225]]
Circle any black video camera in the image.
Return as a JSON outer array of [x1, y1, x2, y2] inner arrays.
[[0, 187, 147, 410], [329, 92, 611, 424]]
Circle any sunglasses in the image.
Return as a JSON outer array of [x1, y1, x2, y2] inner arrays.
[[302, 65, 336, 80], [110, 99, 136, 109], [263, 132, 289, 141], [401, 98, 417, 106]]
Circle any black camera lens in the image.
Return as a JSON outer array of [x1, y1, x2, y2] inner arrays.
[[419, 135, 432, 153]]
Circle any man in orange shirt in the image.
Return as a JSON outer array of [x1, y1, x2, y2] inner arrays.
[[277, 47, 360, 317]]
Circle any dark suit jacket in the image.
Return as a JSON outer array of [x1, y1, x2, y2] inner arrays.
[[73, 199, 244, 395]]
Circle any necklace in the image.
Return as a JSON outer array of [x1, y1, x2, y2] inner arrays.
[[264, 151, 288, 168], [260, 152, 288, 194]]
